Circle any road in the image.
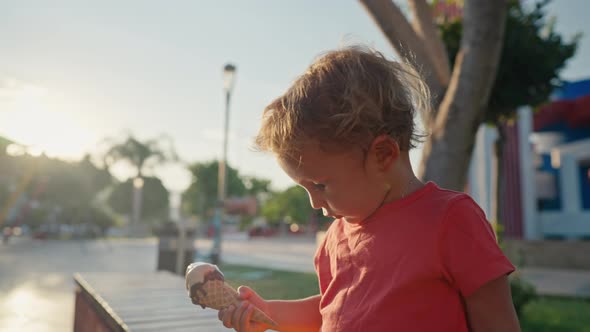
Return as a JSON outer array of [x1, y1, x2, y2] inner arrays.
[[195, 234, 316, 273]]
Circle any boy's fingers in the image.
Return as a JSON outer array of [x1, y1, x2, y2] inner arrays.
[[221, 305, 235, 329], [232, 301, 248, 331], [239, 303, 255, 331]]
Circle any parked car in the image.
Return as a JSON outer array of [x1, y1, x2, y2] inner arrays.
[[248, 226, 277, 238]]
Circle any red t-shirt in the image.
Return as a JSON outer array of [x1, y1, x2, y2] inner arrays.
[[314, 182, 515, 331]]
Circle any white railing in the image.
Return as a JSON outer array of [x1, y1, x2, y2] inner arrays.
[[539, 211, 590, 239]]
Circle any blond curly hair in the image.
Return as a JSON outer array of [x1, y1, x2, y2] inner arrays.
[[255, 45, 431, 161]]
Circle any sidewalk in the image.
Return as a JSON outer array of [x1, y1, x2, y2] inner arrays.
[[518, 267, 590, 298]]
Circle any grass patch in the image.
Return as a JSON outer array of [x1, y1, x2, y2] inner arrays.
[[521, 296, 590, 332], [220, 264, 319, 300]]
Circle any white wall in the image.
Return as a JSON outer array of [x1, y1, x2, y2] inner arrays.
[[468, 125, 498, 220]]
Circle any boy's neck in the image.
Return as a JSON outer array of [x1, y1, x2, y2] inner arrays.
[[383, 156, 424, 204]]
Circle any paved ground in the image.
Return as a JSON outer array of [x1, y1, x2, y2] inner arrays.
[[1, 235, 589, 331], [195, 234, 316, 273], [0, 237, 157, 332], [0, 235, 317, 332]]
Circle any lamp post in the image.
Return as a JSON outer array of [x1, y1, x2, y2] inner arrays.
[[131, 176, 144, 236], [211, 63, 236, 264]]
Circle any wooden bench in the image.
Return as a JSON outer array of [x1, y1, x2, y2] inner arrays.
[[73, 272, 227, 331]]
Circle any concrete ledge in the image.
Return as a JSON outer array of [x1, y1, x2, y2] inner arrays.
[[518, 267, 590, 298], [504, 239, 590, 270]]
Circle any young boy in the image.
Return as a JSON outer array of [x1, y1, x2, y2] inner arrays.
[[218, 46, 520, 331]]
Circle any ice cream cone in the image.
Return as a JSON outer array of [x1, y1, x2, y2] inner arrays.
[[194, 279, 276, 326], [186, 262, 277, 327]]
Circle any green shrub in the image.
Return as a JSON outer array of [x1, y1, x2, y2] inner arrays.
[[511, 274, 538, 317]]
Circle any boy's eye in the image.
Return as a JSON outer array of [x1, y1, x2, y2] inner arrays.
[[312, 183, 326, 191]]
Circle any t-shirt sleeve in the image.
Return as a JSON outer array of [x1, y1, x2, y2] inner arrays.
[[439, 197, 515, 297]]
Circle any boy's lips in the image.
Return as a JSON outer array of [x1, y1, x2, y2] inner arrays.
[[322, 208, 343, 219], [325, 212, 342, 219]]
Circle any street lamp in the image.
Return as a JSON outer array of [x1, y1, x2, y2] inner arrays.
[[211, 63, 236, 264], [131, 176, 144, 236]]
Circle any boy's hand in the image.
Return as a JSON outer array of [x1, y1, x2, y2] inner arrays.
[[218, 286, 272, 332]]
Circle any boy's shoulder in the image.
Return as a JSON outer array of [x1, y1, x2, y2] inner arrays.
[[424, 182, 487, 221], [421, 181, 475, 206], [410, 182, 484, 220]]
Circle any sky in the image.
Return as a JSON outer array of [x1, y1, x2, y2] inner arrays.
[[1, 0, 589, 202]]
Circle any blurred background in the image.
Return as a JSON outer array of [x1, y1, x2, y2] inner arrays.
[[1, 0, 589, 331]]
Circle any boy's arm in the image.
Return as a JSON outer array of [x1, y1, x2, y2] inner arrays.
[[464, 275, 520, 332], [219, 286, 321, 332], [267, 295, 322, 332]]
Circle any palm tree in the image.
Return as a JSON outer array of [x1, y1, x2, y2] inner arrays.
[[102, 133, 179, 234], [103, 133, 178, 178]]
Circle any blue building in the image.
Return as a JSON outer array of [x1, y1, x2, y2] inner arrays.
[[469, 79, 590, 240]]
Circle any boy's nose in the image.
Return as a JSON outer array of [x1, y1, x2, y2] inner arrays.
[[308, 194, 324, 210]]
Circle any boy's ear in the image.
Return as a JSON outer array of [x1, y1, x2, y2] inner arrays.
[[370, 135, 399, 171]]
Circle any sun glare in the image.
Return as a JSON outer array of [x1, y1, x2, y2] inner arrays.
[[0, 84, 95, 160]]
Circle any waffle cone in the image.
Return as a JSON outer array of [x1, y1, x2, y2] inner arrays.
[[196, 279, 277, 326]]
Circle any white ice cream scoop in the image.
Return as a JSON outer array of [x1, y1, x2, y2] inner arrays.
[[185, 262, 224, 290]]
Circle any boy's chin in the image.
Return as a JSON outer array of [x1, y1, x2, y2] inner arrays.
[[342, 216, 363, 224]]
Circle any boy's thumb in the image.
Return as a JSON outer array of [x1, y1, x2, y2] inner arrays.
[[237, 285, 258, 300]]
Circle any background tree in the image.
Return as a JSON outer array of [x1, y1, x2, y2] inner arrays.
[[101, 133, 178, 231], [35, 155, 114, 230], [181, 160, 271, 220], [360, 0, 508, 190], [260, 185, 333, 230], [261, 186, 313, 225], [439, 0, 579, 124], [108, 176, 170, 223], [243, 177, 272, 196], [437, 0, 579, 222], [1, 152, 117, 233], [40, 155, 112, 209]]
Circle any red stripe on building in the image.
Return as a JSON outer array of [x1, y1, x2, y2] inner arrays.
[[501, 122, 524, 239]]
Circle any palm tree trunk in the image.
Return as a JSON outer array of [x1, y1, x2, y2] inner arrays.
[[359, 0, 446, 119], [408, 0, 451, 87], [418, 0, 507, 190]]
